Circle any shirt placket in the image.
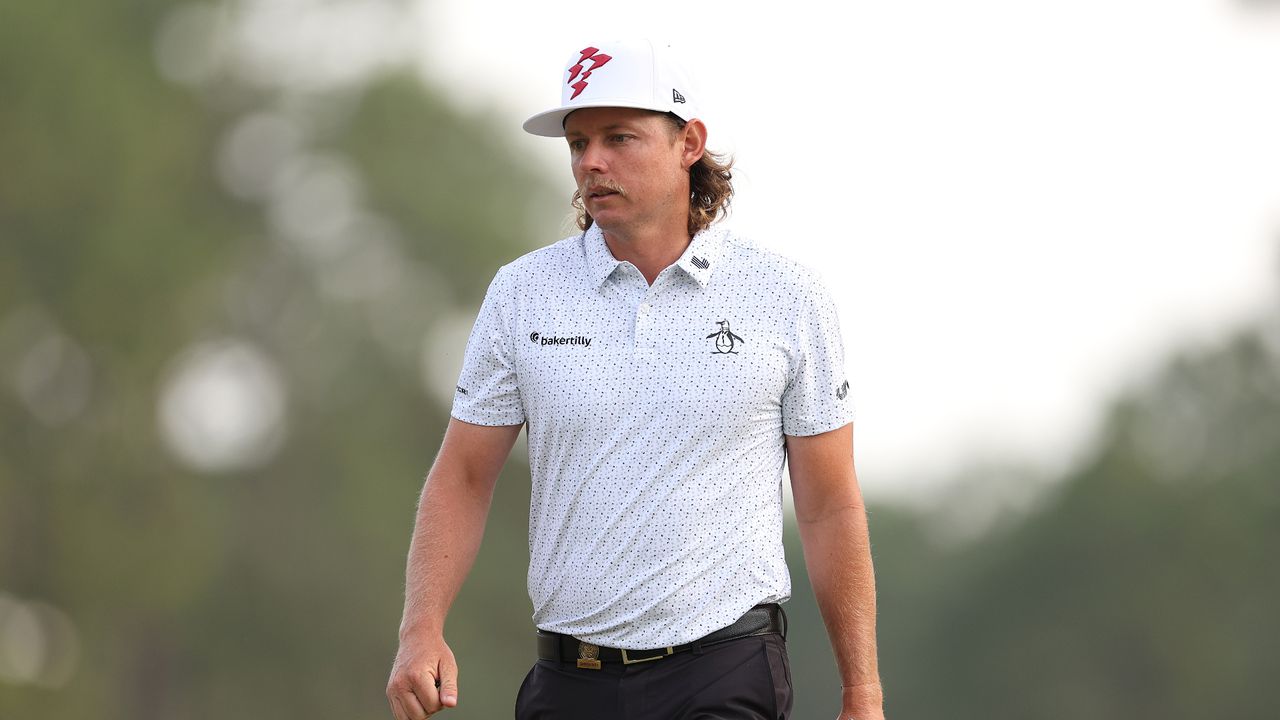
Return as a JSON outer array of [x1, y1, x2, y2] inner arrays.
[[633, 269, 681, 361]]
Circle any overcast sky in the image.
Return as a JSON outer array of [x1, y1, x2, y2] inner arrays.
[[411, 0, 1280, 500]]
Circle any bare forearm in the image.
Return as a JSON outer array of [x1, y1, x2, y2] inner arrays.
[[798, 502, 882, 710], [398, 464, 495, 639], [387, 420, 518, 719], [786, 425, 883, 716]]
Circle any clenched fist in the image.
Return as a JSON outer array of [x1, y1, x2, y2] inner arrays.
[[386, 634, 460, 719]]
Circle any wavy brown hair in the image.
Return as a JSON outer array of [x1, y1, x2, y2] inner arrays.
[[572, 113, 734, 238]]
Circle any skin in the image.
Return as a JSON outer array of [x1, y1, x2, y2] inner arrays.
[[387, 107, 884, 719], [564, 107, 706, 285], [787, 424, 885, 720], [386, 419, 521, 719]]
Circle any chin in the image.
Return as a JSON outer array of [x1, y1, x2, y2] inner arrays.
[[591, 216, 623, 233], [587, 207, 625, 228]]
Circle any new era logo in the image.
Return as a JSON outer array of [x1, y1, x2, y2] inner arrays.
[[673, 89, 686, 104], [691, 255, 710, 270]]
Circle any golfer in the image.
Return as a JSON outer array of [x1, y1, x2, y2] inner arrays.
[[387, 39, 883, 720]]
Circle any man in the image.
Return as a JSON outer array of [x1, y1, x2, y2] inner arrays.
[[387, 39, 883, 720]]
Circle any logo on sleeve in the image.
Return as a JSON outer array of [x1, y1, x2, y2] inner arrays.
[[836, 380, 850, 400], [706, 320, 744, 355]]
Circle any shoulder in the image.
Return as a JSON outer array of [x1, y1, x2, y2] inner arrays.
[[719, 228, 830, 296], [488, 233, 585, 289], [498, 233, 583, 275]]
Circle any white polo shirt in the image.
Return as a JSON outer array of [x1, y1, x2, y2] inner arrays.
[[451, 223, 854, 649]]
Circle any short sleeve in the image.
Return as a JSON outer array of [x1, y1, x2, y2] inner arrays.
[[450, 267, 526, 426], [781, 276, 855, 436]]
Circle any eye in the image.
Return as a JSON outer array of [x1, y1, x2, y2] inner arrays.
[[567, 139, 587, 152], [609, 133, 633, 144]]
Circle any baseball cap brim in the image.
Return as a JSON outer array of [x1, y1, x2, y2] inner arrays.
[[523, 98, 687, 138]]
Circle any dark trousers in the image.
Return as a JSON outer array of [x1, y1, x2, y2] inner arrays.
[[514, 633, 792, 720]]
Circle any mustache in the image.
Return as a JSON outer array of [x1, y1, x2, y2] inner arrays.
[[582, 177, 626, 197]]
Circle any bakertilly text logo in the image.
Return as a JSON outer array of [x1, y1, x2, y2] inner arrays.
[[529, 331, 592, 347]]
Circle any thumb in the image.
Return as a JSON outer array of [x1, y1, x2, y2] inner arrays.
[[438, 656, 460, 707]]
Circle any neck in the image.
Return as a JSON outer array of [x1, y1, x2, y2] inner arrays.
[[599, 215, 691, 285]]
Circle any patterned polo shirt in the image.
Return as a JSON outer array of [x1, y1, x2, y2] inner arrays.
[[451, 222, 854, 649]]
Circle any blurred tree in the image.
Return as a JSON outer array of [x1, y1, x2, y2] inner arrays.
[[3, 1, 1278, 719], [2, 1, 556, 717], [876, 317, 1280, 720]]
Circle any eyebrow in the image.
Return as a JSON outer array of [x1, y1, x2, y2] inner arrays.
[[565, 123, 641, 139]]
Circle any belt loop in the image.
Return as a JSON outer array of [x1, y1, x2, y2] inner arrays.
[[692, 639, 704, 656], [778, 603, 788, 641]]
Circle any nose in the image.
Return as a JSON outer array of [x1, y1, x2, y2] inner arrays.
[[576, 141, 607, 174]]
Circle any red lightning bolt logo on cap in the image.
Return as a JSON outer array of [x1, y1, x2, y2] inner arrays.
[[566, 47, 613, 100]]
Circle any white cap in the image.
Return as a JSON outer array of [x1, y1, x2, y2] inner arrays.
[[523, 39, 699, 137]]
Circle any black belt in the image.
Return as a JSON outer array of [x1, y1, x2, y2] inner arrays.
[[536, 603, 786, 669]]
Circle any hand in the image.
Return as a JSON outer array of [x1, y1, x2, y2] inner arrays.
[[386, 633, 460, 719]]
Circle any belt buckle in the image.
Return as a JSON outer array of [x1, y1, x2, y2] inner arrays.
[[620, 646, 674, 665], [576, 642, 602, 670]]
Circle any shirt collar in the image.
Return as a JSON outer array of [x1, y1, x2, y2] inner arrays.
[[582, 224, 624, 289], [673, 224, 728, 288], [581, 222, 729, 290]]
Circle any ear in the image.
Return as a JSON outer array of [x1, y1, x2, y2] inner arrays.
[[679, 119, 708, 170]]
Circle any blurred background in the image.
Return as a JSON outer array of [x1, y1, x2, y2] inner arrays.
[[2, 1, 1279, 718]]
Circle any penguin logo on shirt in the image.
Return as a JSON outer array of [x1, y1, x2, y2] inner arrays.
[[706, 320, 744, 355]]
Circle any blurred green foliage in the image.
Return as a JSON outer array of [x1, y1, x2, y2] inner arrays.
[[2, 2, 1278, 719]]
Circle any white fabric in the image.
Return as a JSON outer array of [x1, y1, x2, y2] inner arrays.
[[451, 223, 854, 648], [523, 39, 700, 137]]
